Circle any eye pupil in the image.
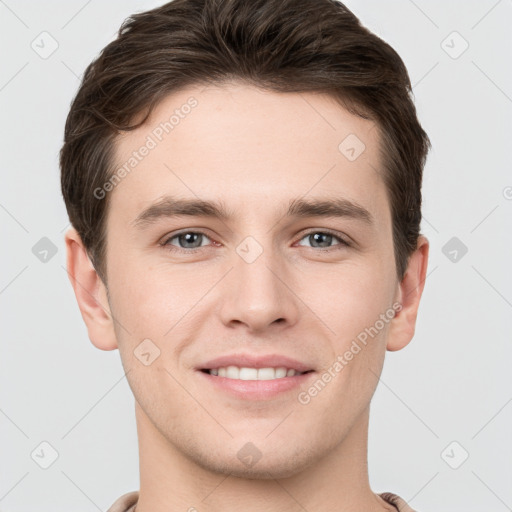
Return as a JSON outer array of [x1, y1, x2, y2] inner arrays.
[[310, 232, 332, 248], [179, 232, 202, 248]]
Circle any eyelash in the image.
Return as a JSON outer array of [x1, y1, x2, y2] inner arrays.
[[160, 229, 351, 253]]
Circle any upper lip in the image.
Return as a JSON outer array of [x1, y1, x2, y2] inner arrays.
[[197, 353, 314, 373]]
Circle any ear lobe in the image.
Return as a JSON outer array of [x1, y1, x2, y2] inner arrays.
[[387, 235, 429, 352], [64, 227, 118, 351]]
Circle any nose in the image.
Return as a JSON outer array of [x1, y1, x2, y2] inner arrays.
[[217, 242, 301, 334]]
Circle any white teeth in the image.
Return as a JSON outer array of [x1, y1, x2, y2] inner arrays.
[[208, 366, 305, 380], [226, 365, 240, 379], [239, 367, 258, 380]]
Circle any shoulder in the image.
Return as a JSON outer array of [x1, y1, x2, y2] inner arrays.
[[106, 490, 139, 512], [378, 492, 418, 512]]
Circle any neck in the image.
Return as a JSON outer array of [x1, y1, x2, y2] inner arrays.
[[134, 401, 393, 512]]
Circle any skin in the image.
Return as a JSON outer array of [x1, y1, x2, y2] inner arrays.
[[65, 82, 428, 512]]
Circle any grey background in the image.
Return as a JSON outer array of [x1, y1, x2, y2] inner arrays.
[[1, 0, 511, 511]]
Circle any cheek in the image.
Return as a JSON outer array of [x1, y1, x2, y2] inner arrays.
[[310, 259, 395, 402], [107, 252, 208, 336], [316, 257, 395, 338], [303, 267, 393, 418]]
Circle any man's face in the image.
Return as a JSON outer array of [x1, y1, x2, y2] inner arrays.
[[105, 83, 400, 478]]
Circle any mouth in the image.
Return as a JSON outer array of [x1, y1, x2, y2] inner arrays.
[[195, 353, 316, 399], [197, 366, 316, 401], [200, 367, 315, 380]]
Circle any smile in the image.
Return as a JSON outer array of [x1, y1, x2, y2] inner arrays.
[[202, 366, 313, 380]]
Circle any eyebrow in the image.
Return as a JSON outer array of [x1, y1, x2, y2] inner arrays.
[[131, 195, 373, 229]]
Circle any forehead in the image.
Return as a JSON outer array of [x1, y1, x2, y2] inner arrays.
[[109, 82, 388, 226]]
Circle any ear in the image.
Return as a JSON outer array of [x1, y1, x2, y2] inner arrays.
[[387, 235, 429, 352], [64, 227, 118, 351]]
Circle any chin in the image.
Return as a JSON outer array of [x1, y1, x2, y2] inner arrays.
[[187, 441, 321, 480]]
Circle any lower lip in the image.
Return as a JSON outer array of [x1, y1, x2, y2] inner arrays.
[[197, 370, 316, 400]]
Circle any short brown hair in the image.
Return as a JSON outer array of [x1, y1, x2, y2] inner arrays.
[[60, 0, 431, 284]]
